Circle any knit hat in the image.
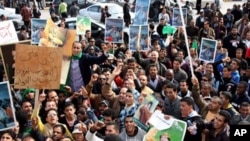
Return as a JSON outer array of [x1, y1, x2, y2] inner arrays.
[[22, 88, 35, 99]]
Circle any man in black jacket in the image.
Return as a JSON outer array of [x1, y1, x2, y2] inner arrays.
[[123, 0, 131, 27], [68, 41, 110, 92], [180, 97, 205, 141]]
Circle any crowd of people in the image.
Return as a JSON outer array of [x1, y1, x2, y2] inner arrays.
[[1, 0, 250, 141]]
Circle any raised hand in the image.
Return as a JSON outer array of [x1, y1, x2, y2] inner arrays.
[[90, 73, 99, 84]]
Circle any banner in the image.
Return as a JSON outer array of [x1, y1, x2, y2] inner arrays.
[[76, 16, 91, 35], [0, 81, 17, 131], [0, 40, 31, 84], [31, 18, 47, 44], [14, 44, 63, 89], [0, 20, 19, 45]]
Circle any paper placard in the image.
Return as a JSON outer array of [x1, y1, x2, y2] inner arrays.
[[14, 44, 62, 89], [0, 20, 19, 45]]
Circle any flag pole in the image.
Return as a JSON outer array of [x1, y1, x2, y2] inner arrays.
[[177, 1, 195, 77]]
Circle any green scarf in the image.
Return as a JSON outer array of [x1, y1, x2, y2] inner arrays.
[[72, 52, 82, 60]]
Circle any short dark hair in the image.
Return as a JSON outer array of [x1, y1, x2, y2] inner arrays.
[[218, 110, 231, 123], [103, 109, 115, 120], [124, 114, 134, 122], [231, 58, 240, 67], [53, 124, 66, 135], [102, 68, 111, 74], [166, 82, 177, 91], [149, 64, 158, 70], [64, 102, 75, 110], [105, 122, 120, 133], [126, 89, 133, 94], [21, 100, 33, 108], [223, 65, 232, 71], [180, 97, 195, 108], [220, 91, 233, 102], [240, 102, 250, 108], [127, 57, 136, 63], [174, 57, 182, 64], [0, 130, 16, 140], [104, 134, 123, 141]]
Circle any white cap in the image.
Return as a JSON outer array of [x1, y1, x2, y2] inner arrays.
[[72, 123, 82, 134]]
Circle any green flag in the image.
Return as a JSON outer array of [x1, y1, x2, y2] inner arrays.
[[192, 39, 198, 49], [162, 25, 177, 35]]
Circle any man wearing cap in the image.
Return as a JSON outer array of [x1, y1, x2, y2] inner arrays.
[[72, 123, 87, 141], [195, 10, 205, 29], [94, 100, 110, 120]]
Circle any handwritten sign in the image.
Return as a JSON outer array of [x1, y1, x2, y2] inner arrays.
[[14, 44, 63, 89], [0, 20, 19, 45]]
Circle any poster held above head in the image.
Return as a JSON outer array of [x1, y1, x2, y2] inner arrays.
[[129, 25, 149, 52], [76, 16, 91, 35], [0, 20, 19, 45], [0, 81, 17, 131], [199, 38, 217, 63], [172, 8, 187, 27], [133, 0, 150, 25], [14, 44, 63, 89], [0, 40, 31, 84], [31, 18, 47, 45], [40, 18, 76, 84], [104, 18, 124, 43]]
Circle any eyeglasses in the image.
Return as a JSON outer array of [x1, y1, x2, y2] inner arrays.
[[47, 113, 57, 117]]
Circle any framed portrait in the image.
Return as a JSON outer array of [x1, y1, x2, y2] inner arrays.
[[0, 81, 17, 131], [31, 18, 47, 44], [172, 8, 187, 27], [199, 38, 217, 63], [134, 0, 150, 25], [105, 18, 124, 43], [129, 25, 149, 51]]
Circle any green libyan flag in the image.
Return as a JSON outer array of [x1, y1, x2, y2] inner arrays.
[[192, 39, 198, 50], [162, 25, 177, 35]]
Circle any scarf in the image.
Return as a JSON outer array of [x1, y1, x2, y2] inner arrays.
[[71, 52, 82, 60]]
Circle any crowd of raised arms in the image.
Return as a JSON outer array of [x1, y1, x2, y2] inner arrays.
[[1, 0, 250, 141]]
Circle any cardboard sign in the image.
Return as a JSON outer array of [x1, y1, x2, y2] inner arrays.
[[40, 18, 76, 84], [0, 20, 19, 45], [14, 44, 63, 89], [0, 40, 31, 84]]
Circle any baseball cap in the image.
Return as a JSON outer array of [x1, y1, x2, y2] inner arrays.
[[72, 123, 82, 134], [99, 100, 109, 107]]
